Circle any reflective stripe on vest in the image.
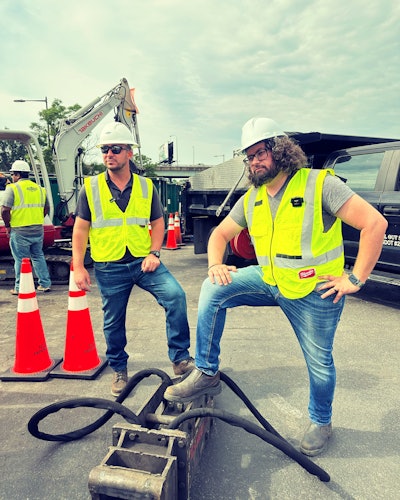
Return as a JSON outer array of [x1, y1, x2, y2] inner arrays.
[[9, 180, 46, 227], [85, 173, 153, 262], [244, 169, 344, 299], [88, 175, 150, 229]]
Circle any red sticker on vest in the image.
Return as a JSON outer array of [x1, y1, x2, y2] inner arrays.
[[299, 268, 316, 279]]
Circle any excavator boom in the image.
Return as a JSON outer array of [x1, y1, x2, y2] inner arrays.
[[53, 77, 142, 216]]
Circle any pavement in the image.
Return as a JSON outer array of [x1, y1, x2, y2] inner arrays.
[[0, 243, 399, 500]]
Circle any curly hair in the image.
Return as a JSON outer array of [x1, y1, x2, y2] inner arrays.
[[269, 136, 308, 174]]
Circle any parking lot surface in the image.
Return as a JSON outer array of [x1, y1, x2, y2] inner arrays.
[[0, 243, 399, 500]]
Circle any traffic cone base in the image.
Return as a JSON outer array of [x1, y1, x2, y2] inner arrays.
[[50, 356, 107, 380], [163, 245, 180, 251], [0, 358, 62, 382]]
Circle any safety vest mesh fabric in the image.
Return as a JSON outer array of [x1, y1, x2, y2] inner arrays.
[[244, 168, 344, 299], [9, 180, 46, 227], [84, 173, 153, 262]]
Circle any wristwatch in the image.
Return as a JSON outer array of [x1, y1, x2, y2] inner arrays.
[[150, 250, 161, 258], [348, 273, 365, 288]]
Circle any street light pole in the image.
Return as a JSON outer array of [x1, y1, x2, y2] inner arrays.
[[13, 97, 50, 147], [214, 154, 225, 163]]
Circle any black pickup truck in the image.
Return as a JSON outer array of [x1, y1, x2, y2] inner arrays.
[[324, 140, 400, 304]]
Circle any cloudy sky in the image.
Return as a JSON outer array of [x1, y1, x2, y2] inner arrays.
[[1, 0, 399, 166]]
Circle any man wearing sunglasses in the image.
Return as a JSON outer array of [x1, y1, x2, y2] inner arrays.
[[72, 122, 193, 396], [164, 117, 387, 457]]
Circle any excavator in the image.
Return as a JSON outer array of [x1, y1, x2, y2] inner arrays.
[[0, 77, 141, 284]]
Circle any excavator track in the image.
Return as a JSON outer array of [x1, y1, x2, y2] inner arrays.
[[0, 251, 92, 286], [45, 254, 72, 284]]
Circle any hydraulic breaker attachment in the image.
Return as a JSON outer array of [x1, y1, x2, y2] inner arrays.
[[28, 368, 330, 499], [88, 382, 215, 500]]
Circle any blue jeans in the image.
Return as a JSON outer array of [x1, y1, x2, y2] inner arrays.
[[9, 230, 51, 291], [94, 259, 191, 372], [195, 265, 345, 425]]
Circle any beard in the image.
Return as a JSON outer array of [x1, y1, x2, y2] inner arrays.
[[248, 163, 281, 187]]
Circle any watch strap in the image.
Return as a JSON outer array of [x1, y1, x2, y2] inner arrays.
[[348, 273, 365, 288]]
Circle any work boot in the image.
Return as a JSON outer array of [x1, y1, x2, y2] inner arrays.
[[164, 367, 221, 403], [37, 285, 51, 293], [172, 357, 195, 376], [111, 369, 128, 397], [300, 422, 332, 456]]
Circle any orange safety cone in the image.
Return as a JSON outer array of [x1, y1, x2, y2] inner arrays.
[[163, 213, 179, 250], [50, 262, 107, 379], [0, 258, 61, 381], [174, 211, 183, 245]]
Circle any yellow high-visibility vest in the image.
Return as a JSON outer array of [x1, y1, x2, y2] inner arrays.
[[244, 168, 344, 299], [85, 173, 153, 262], [9, 180, 46, 227]]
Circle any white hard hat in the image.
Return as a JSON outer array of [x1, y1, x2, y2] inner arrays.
[[97, 122, 138, 147], [10, 160, 31, 172], [241, 117, 286, 152]]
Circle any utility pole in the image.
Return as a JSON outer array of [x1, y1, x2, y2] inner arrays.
[[14, 97, 50, 147]]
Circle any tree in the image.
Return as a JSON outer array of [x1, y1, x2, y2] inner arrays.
[[134, 153, 158, 177], [0, 139, 27, 172], [30, 99, 81, 173]]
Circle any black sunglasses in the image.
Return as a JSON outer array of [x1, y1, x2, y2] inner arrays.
[[100, 145, 128, 154]]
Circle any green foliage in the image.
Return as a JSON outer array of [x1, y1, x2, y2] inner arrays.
[[134, 153, 158, 177], [82, 161, 106, 176], [0, 140, 27, 172], [30, 99, 81, 173]]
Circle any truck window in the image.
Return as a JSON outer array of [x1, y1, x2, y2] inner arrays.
[[332, 152, 384, 191]]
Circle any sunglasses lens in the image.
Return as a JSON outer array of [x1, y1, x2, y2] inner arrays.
[[100, 146, 124, 154]]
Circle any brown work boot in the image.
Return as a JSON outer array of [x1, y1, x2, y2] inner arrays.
[[172, 357, 195, 376], [164, 368, 221, 403], [300, 422, 332, 456], [111, 369, 128, 397]]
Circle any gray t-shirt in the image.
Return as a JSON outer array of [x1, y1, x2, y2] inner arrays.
[[229, 171, 354, 231]]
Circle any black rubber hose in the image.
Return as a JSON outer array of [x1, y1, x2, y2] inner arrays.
[[27, 398, 140, 442], [219, 371, 284, 439], [27, 368, 172, 442], [167, 408, 330, 483], [27, 368, 330, 482]]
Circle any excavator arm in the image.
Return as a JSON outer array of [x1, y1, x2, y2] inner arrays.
[[53, 77, 142, 218]]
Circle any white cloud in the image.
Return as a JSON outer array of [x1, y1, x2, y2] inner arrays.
[[1, 0, 399, 165]]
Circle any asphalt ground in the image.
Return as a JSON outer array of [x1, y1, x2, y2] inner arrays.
[[0, 243, 399, 500]]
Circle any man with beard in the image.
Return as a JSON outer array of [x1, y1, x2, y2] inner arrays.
[[164, 117, 388, 456]]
